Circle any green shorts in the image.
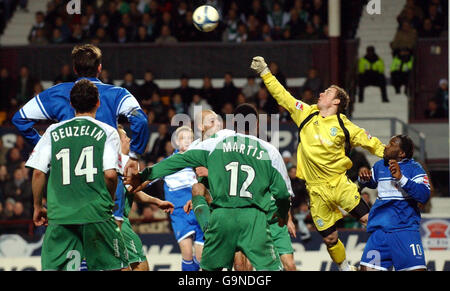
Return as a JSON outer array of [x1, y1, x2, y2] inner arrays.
[[200, 207, 282, 271], [269, 222, 294, 256], [121, 218, 147, 264], [41, 218, 129, 271]]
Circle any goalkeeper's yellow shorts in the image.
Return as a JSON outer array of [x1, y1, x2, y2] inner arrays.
[[306, 174, 361, 232]]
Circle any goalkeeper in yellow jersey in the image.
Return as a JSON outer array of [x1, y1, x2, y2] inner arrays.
[[251, 56, 385, 271]]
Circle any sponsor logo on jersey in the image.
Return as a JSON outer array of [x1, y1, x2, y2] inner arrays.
[[365, 130, 372, 139], [423, 175, 429, 186], [316, 219, 324, 228], [330, 127, 338, 137], [295, 102, 303, 111]]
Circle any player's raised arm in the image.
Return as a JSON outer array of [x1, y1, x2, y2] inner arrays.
[[12, 90, 55, 145], [116, 88, 150, 174], [343, 117, 385, 158], [251, 56, 312, 127]]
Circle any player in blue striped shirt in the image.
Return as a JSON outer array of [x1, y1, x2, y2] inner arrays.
[[12, 44, 149, 176], [359, 135, 430, 271]]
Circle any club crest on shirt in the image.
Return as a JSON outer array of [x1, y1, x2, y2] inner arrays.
[[330, 127, 338, 137], [316, 219, 324, 227], [295, 102, 303, 111], [365, 130, 372, 139]]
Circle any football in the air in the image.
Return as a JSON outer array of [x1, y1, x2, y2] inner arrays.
[[193, 5, 219, 32]]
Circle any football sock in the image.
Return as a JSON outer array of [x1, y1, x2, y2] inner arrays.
[[192, 195, 210, 232], [327, 239, 346, 266], [193, 256, 200, 271], [182, 259, 199, 271]]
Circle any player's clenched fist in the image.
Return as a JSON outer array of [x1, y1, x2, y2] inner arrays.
[[250, 56, 270, 76], [358, 166, 372, 182]]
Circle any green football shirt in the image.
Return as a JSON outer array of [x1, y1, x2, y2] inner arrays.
[[26, 116, 121, 224], [141, 129, 292, 219]]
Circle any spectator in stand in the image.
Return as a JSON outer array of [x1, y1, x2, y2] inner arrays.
[[358, 46, 389, 103], [28, 11, 47, 43], [53, 16, 71, 42], [4, 167, 32, 217], [293, 0, 310, 24], [15, 65, 35, 106], [155, 24, 178, 44], [248, 0, 267, 24], [267, 1, 290, 40], [136, 25, 150, 42], [3, 198, 15, 220], [163, 140, 175, 158], [269, 61, 287, 87], [260, 23, 272, 41], [434, 78, 449, 114], [301, 22, 320, 40], [139, 70, 160, 101], [282, 150, 294, 170], [173, 74, 196, 105], [220, 102, 234, 120], [0, 68, 14, 113], [121, 71, 140, 97], [29, 28, 48, 45], [54, 64, 76, 85], [98, 13, 113, 40], [188, 94, 212, 120], [218, 72, 239, 110], [235, 22, 248, 43], [94, 27, 111, 43], [424, 98, 446, 119], [309, 0, 327, 21], [99, 68, 114, 85], [0, 141, 8, 166], [427, 3, 445, 34], [419, 18, 440, 38], [242, 75, 260, 100], [397, 6, 422, 31], [278, 105, 291, 122], [286, 8, 305, 40], [222, 8, 240, 42], [236, 92, 247, 106], [391, 21, 418, 54], [70, 24, 85, 43], [198, 76, 216, 106], [302, 67, 323, 98], [246, 14, 262, 41], [145, 124, 171, 163], [256, 87, 278, 114], [301, 88, 316, 105], [390, 48, 414, 94], [116, 26, 129, 43], [172, 93, 187, 114], [288, 165, 310, 241]]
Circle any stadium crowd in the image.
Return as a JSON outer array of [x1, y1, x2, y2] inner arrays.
[[26, 0, 336, 45]]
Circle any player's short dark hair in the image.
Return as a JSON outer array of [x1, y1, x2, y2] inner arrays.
[[330, 85, 350, 114], [71, 44, 102, 77], [394, 134, 414, 159], [233, 103, 259, 135], [70, 79, 99, 113]]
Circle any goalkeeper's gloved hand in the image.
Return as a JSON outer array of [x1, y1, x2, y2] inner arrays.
[[250, 56, 271, 77]]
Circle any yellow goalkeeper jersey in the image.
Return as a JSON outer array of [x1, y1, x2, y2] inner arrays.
[[262, 73, 385, 184]]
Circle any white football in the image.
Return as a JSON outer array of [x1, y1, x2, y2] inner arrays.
[[193, 5, 219, 32]]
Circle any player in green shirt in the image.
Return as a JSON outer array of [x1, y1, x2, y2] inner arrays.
[[126, 104, 292, 271], [27, 79, 129, 271], [115, 125, 174, 271]]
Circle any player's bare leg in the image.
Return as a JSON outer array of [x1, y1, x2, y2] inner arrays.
[[130, 260, 149, 271], [280, 254, 296, 271], [194, 242, 203, 262], [233, 251, 253, 271], [179, 237, 194, 261]]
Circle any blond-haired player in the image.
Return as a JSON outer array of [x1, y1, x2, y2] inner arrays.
[[251, 56, 385, 271]]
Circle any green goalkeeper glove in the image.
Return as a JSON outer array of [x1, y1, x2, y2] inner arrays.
[[250, 56, 271, 77]]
